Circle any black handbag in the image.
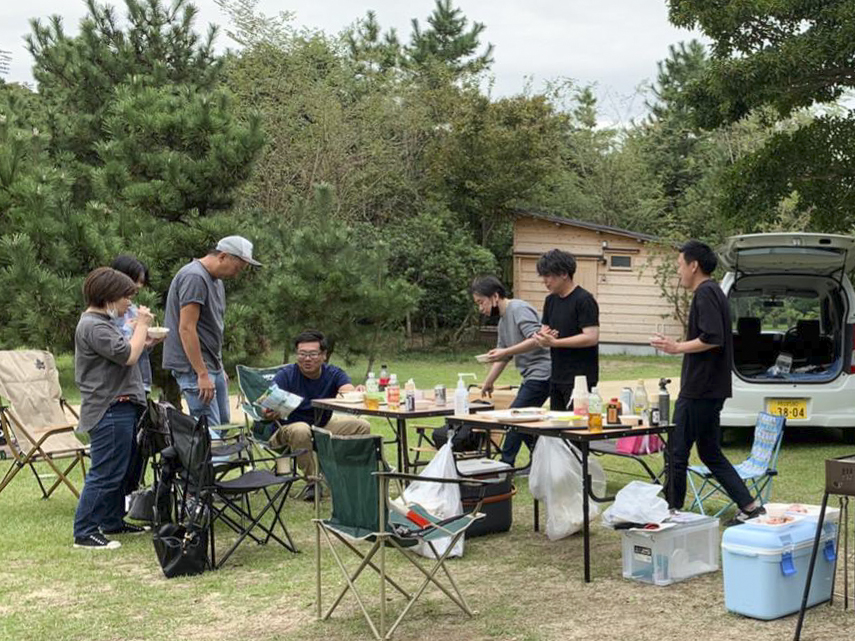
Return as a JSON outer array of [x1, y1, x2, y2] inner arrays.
[[152, 522, 209, 578]]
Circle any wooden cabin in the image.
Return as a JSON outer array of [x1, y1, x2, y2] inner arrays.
[[512, 211, 682, 354]]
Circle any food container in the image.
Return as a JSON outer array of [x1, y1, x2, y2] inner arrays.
[[722, 518, 837, 619], [618, 414, 642, 426], [146, 326, 170, 339]]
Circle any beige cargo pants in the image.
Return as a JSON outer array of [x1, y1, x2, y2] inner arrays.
[[269, 414, 371, 478]]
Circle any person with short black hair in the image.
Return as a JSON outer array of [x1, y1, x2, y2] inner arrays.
[[264, 330, 370, 501], [162, 236, 260, 428], [470, 275, 551, 466], [651, 239, 764, 524], [533, 249, 600, 410], [73, 267, 153, 549], [110, 255, 160, 393]]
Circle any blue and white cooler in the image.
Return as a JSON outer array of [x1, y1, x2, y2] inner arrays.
[[721, 507, 838, 620]]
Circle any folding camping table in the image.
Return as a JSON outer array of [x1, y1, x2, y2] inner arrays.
[[445, 412, 675, 583], [311, 398, 494, 474]]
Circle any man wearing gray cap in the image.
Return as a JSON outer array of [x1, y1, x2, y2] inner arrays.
[[162, 236, 261, 427]]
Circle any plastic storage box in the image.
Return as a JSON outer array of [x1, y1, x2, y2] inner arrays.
[[721, 517, 837, 620], [621, 513, 720, 585], [457, 458, 514, 538]]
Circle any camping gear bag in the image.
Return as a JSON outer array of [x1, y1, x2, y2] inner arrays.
[[152, 522, 209, 579], [616, 433, 665, 455]]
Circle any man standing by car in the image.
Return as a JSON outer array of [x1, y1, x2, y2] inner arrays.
[[471, 275, 551, 466], [264, 330, 370, 501], [162, 236, 260, 427], [651, 240, 764, 523], [532, 249, 600, 411]]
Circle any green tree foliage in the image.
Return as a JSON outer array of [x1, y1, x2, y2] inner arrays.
[[92, 82, 263, 221], [266, 184, 419, 370], [0, 1, 263, 364], [667, 0, 855, 230], [405, 0, 494, 78]]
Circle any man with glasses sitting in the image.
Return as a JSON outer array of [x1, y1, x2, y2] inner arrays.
[[263, 330, 370, 501]]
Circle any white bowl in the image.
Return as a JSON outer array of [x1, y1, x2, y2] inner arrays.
[[147, 327, 170, 339], [618, 414, 642, 426], [341, 391, 365, 403], [474, 353, 492, 364]]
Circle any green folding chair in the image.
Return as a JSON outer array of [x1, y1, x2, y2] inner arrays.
[[312, 427, 490, 640]]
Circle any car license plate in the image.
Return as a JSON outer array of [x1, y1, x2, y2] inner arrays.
[[767, 399, 808, 420]]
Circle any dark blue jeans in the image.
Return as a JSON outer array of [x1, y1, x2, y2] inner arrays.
[[668, 397, 754, 511], [501, 379, 551, 466], [73, 402, 141, 538]]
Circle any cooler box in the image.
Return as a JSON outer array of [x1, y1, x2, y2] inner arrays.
[[721, 518, 837, 620], [621, 513, 720, 586], [457, 458, 514, 538]]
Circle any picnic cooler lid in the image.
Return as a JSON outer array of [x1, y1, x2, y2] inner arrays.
[[456, 458, 512, 477], [722, 518, 836, 559]]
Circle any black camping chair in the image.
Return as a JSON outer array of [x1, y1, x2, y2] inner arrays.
[[150, 402, 302, 569]]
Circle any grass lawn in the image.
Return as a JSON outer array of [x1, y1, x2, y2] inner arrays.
[[3, 351, 854, 640]]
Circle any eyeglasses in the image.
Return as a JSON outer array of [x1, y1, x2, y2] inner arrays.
[[296, 351, 323, 360]]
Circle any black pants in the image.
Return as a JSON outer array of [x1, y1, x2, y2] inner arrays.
[[668, 397, 754, 511], [549, 377, 598, 411]]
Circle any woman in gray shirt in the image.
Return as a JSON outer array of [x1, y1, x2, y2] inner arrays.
[[73, 267, 152, 550]]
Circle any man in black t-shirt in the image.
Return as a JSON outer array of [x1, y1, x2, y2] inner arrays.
[[533, 249, 600, 410], [651, 240, 764, 524]]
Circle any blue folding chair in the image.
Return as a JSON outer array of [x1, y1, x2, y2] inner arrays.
[[687, 412, 786, 517]]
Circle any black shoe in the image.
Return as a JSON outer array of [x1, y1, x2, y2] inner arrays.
[[101, 521, 151, 535], [73, 533, 121, 550], [300, 482, 321, 502], [725, 505, 766, 527]]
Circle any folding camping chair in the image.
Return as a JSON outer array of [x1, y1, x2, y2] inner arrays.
[[313, 427, 490, 640], [152, 402, 301, 568], [0, 350, 88, 500], [687, 412, 786, 517]]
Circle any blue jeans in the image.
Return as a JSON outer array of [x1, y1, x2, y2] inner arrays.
[[172, 369, 230, 427], [501, 378, 551, 466], [73, 402, 141, 538]]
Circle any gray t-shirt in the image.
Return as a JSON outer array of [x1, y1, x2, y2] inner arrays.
[[162, 259, 226, 373], [497, 299, 551, 382], [75, 312, 145, 432]]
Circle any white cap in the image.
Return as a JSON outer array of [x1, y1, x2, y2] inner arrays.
[[216, 235, 261, 266]]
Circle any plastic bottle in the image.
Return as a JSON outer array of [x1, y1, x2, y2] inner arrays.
[[633, 379, 649, 416], [658, 378, 672, 426], [404, 378, 416, 411], [454, 373, 476, 415], [386, 373, 400, 409], [378, 364, 390, 391], [365, 372, 379, 394], [587, 387, 603, 431], [571, 387, 589, 416]]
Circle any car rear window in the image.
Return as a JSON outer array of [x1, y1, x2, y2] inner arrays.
[[730, 287, 844, 382]]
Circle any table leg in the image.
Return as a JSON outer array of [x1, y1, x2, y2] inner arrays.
[[581, 441, 591, 584], [793, 491, 830, 641], [397, 417, 408, 474]]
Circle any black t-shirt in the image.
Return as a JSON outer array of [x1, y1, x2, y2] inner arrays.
[[541, 286, 599, 385], [679, 279, 733, 399]]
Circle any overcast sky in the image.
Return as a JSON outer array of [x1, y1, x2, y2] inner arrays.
[[0, 0, 701, 122]]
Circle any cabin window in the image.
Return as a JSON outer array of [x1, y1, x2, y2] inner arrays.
[[609, 255, 632, 270]]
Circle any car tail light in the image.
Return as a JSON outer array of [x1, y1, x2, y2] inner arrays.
[[851, 325, 855, 374]]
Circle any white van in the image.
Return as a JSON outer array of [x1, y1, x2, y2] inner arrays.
[[718, 233, 855, 439]]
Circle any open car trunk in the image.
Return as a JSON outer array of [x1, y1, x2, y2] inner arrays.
[[729, 275, 846, 383]]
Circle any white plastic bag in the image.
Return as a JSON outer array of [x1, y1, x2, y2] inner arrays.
[[601, 480, 670, 527], [398, 441, 464, 558], [529, 437, 606, 540]]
